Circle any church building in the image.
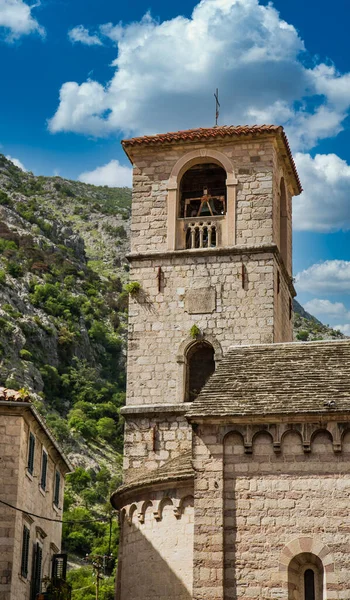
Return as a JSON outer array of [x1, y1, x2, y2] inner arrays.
[[111, 125, 349, 600]]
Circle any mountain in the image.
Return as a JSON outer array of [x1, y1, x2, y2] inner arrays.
[[293, 299, 345, 341]]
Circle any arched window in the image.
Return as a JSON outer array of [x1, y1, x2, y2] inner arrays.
[[288, 554, 323, 600], [279, 177, 288, 267], [178, 163, 227, 250], [186, 341, 215, 402]]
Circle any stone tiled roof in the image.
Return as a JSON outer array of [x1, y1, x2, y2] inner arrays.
[[122, 125, 302, 193], [111, 451, 194, 501], [186, 340, 350, 419], [0, 387, 31, 402]]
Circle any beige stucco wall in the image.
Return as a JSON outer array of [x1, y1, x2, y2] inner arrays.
[[0, 406, 67, 600], [117, 487, 194, 600]]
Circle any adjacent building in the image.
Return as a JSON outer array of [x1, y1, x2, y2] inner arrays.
[[0, 387, 71, 600]]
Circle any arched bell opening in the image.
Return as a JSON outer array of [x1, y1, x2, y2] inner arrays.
[[279, 177, 288, 268], [185, 341, 215, 402]]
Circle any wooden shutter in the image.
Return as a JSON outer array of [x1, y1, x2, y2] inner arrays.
[[54, 470, 60, 507], [30, 542, 43, 600], [21, 526, 30, 578], [52, 553, 68, 581], [27, 433, 35, 475], [40, 451, 48, 491]]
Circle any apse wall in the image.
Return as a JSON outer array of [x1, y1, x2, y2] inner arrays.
[[117, 491, 194, 600]]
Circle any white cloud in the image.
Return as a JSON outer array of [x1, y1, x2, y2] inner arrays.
[[334, 323, 350, 336], [0, 0, 45, 41], [6, 155, 26, 171], [78, 160, 132, 187], [295, 261, 350, 294], [304, 298, 350, 320], [48, 0, 350, 147], [294, 153, 350, 232], [68, 25, 102, 46]]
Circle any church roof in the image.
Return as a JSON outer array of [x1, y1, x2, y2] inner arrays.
[[122, 124, 302, 195], [111, 451, 194, 505], [186, 339, 350, 420]]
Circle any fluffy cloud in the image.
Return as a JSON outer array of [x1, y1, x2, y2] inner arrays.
[[68, 25, 102, 46], [78, 160, 132, 187], [295, 261, 350, 294], [303, 298, 350, 320], [334, 323, 350, 336], [0, 0, 45, 41], [6, 155, 26, 171], [49, 0, 350, 146], [294, 153, 350, 232]]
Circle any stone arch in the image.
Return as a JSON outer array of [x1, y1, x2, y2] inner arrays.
[[176, 334, 222, 403], [138, 500, 153, 524], [154, 497, 173, 521], [310, 429, 334, 455], [127, 503, 138, 525], [252, 430, 274, 456], [167, 149, 237, 250], [279, 537, 336, 598], [281, 429, 304, 456]]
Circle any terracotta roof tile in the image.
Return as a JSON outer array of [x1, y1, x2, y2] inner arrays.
[[122, 125, 301, 194], [0, 387, 31, 402], [186, 339, 350, 419], [111, 451, 194, 503]]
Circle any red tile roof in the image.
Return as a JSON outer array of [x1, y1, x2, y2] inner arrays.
[[0, 387, 31, 402], [122, 125, 302, 194]]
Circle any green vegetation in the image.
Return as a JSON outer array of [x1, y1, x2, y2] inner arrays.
[[190, 324, 201, 339], [123, 280, 141, 295]]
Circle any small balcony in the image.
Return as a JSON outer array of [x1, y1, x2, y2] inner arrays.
[[180, 216, 224, 249]]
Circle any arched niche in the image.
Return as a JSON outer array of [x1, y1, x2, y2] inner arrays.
[[167, 149, 237, 250], [185, 341, 215, 402], [176, 334, 222, 403]]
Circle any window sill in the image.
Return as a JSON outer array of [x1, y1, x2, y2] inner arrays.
[[52, 503, 61, 514], [39, 486, 47, 497], [18, 573, 29, 584], [25, 470, 33, 482]]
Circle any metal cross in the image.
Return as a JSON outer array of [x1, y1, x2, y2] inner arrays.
[[214, 88, 220, 126]]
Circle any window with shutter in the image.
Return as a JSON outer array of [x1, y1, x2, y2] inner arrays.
[[30, 542, 43, 600], [40, 450, 48, 491], [21, 526, 30, 578], [27, 433, 35, 475], [54, 470, 60, 507]]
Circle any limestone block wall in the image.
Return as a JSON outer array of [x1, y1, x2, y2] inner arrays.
[[0, 415, 21, 600], [191, 420, 350, 600], [274, 261, 293, 343], [130, 138, 287, 255], [117, 486, 194, 600], [127, 251, 276, 406], [123, 410, 192, 476]]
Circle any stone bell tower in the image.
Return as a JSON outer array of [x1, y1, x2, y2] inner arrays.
[[112, 125, 301, 600]]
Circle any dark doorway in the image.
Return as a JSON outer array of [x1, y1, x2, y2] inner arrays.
[[304, 569, 315, 600]]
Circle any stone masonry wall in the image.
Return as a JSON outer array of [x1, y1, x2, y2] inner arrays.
[[127, 252, 276, 407], [0, 415, 21, 600], [123, 411, 192, 476], [191, 422, 350, 600]]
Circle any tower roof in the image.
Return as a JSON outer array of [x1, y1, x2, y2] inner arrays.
[[122, 125, 302, 194], [186, 339, 350, 420]]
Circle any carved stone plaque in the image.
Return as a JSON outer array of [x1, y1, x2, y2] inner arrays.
[[184, 287, 216, 314]]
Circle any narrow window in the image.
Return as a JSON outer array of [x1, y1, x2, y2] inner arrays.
[[186, 342, 215, 401], [54, 470, 60, 507], [27, 433, 35, 475], [304, 569, 315, 600], [21, 526, 30, 578], [277, 270, 280, 295], [40, 450, 48, 491]]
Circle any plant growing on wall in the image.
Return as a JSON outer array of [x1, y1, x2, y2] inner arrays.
[[123, 281, 141, 295], [190, 324, 201, 339]]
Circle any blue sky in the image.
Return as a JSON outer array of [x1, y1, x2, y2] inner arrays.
[[1, 0, 350, 331]]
